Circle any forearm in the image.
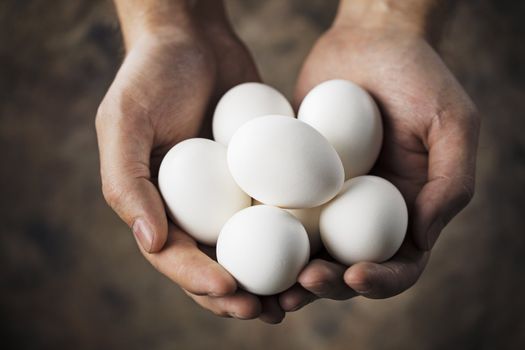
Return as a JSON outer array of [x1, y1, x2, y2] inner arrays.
[[335, 0, 456, 43]]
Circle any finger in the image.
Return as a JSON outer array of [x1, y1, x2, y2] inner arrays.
[[140, 224, 237, 296], [259, 296, 285, 324], [344, 240, 430, 299], [279, 284, 317, 312], [96, 97, 167, 253], [297, 259, 357, 300], [413, 105, 480, 250], [186, 289, 262, 320]]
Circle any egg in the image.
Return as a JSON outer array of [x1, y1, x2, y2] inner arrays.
[[212, 82, 294, 146], [252, 199, 321, 255], [158, 138, 251, 245], [216, 205, 310, 295], [228, 115, 344, 208], [298, 79, 383, 179], [320, 176, 408, 264]]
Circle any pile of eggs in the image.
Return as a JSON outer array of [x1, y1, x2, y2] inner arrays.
[[159, 80, 408, 296]]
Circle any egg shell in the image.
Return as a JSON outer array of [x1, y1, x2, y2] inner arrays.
[[212, 82, 294, 146], [227, 115, 344, 208], [158, 138, 251, 245], [216, 205, 310, 295], [298, 79, 383, 179], [320, 176, 408, 264], [252, 199, 321, 255]]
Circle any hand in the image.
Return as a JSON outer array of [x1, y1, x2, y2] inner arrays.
[[96, 3, 284, 323], [280, 7, 480, 311]]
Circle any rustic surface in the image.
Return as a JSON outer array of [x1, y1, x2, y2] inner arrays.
[[1, 0, 524, 349]]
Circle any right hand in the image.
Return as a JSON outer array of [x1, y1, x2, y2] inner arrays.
[[95, 5, 285, 323]]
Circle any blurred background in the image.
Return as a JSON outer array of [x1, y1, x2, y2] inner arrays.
[[1, 0, 524, 349]]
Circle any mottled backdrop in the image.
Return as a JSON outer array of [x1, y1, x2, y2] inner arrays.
[[1, 0, 524, 349]]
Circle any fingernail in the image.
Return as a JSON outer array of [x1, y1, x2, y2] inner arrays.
[[352, 284, 371, 295], [132, 218, 154, 252], [230, 312, 250, 320]]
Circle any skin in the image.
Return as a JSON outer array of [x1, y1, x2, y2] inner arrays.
[[96, 0, 479, 323], [97, 1, 285, 323], [279, 0, 480, 311]]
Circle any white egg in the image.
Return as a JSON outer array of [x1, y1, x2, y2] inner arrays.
[[320, 176, 408, 264], [217, 205, 310, 295], [228, 115, 344, 208], [212, 82, 294, 146], [252, 199, 321, 255], [298, 79, 383, 179], [158, 138, 251, 245]]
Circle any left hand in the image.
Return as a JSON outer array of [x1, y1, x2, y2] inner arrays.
[[279, 13, 480, 311]]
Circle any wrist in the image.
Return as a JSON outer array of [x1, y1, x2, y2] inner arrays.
[[114, 0, 194, 50], [334, 0, 454, 44]]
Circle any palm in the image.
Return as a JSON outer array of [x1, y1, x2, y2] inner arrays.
[[108, 31, 259, 174], [295, 28, 449, 206]]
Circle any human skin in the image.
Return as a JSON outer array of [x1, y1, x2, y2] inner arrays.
[[278, 0, 480, 311], [96, 0, 286, 323], [96, 0, 480, 323]]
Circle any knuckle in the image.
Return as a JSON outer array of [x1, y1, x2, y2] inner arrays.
[[434, 175, 476, 212], [95, 101, 109, 132], [398, 266, 420, 292], [455, 176, 476, 208], [376, 264, 420, 299], [209, 280, 235, 297], [433, 98, 481, 133], [101, 178, 124, 210]]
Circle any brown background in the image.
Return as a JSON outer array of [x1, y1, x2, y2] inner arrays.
[[1, 0, 525, 349]]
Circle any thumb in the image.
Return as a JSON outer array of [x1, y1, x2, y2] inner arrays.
[[96, 104, 168, 253], [413, 108, 480, 251]]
